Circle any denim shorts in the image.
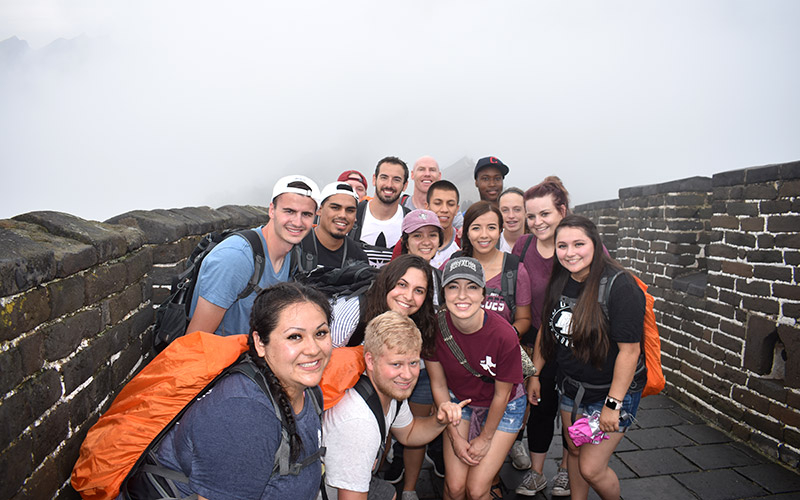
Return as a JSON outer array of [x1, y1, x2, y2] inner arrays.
[[409, 368, 434, 405], [455, 394, 527, 434], [559, 391, 642, 430]]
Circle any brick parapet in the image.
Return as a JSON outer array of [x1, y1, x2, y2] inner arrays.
[[0, 205, 267, 499], [574, 161, 800, 468]]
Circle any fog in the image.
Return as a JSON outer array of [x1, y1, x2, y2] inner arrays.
[[1, 1, 799, 222]]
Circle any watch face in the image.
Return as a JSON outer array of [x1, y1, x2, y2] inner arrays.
[[605, 398, 621, 410]]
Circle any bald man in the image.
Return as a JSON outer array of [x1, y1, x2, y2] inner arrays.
[[405, 156, 463, 231]]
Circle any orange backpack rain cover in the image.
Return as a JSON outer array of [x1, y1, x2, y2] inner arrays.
[[71, 331, 249, 500], [320, 345, 366, 409], [632, 276, 666, 397]]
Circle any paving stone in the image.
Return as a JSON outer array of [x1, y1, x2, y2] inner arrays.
[[619, 475, 697, 500], [678, 443, 761, 470], [626, 427, 695, 449], [616, 435, 640, 452], [674, 469, 767, 500], [639, 394, 677, 410], [736, 463, 800, 494], [668, 404, 706, 424], [674, 424, 732, 444], [635, 408, 690, 428], [617, 448, 698, 477], [611, 454, 636, 479]]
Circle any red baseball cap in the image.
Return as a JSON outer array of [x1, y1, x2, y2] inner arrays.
[[337, 170, 368, 189]]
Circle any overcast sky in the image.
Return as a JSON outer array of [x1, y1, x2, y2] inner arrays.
[[1, 0, 798, 222]]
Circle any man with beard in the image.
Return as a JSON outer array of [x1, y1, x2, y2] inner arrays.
[[299, 181, 368, 270], [322, 311, 468, 500], [349, 156, 411, 267], [187, 175, 320, 336]]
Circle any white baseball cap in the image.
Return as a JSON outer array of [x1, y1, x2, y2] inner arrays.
[[320, 181, 360, 205], [271, 175, 321, 207]]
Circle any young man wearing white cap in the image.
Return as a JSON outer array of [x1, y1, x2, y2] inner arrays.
[[299, 181, 369, 269], [186, 175, 320, 336]]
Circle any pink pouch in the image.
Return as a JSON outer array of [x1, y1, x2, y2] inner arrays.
[[568, 411, 609, 447]]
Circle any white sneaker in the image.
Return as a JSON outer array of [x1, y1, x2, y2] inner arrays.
[[515, 470, 547, 496], [551, 466, 571, 496], [510, 441, 531, 470]]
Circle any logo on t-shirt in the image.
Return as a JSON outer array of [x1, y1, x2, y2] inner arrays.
[[480, 355, 496, 376], [551, 298, 573, 347], [482, 291, 506, 313]]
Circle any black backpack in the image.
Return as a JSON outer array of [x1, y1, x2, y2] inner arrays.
[[121, 355, 324, 499], [153, 230, 267, 352]]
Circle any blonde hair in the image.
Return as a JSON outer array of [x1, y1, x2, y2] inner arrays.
[[364, 311, 422, 358]]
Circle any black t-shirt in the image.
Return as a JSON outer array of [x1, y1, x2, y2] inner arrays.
[[551, 270, 647, 403], [301, 231, 369, 269]]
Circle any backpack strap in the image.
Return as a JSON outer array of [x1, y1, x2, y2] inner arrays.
[[437, 310, 493, 384], [233, 230, 267, 300], [518, 234, 534, 261], [230, 359, 325, 477], [500, 253, 519, 320], [353, 375, 400, 472], [350, 200, 369, 241], [597, 269, 624, 317]]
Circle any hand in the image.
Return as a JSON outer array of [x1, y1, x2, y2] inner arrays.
[[447, 427, 480, 466], [526, 377, 541, 405], [467, 434, 492, 463], [599, 406, 620, 433], [436, 399, 471, 427]]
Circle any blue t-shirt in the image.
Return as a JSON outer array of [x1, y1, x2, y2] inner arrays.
[[156, 372, 323, 500], [189, 227, 291, 336]]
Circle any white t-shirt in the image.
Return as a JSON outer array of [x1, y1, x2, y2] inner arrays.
[[359, 204, 405, 267], [323, 387, 414, 494], [360, 204, 404, 248], [430, 232, 461, 269]]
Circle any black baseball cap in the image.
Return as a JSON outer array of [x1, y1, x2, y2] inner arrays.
[[474, 156, 509, 179]]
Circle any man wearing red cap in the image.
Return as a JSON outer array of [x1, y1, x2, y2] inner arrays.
[[338, 170, 369, 201]]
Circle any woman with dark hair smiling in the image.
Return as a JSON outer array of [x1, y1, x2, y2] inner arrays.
[[426, 256, 525, 500], [529, 215, 646, 500], [125, 282, 333, 500]]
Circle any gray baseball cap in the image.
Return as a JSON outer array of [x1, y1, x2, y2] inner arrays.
[[442, 256, 485, 288]]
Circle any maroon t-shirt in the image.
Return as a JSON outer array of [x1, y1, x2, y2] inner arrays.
[[512, 235, 553, 340], [427, 310, 523, 406], [483, 259, 532, 325]]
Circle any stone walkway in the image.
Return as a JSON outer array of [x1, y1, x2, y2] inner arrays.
[[398, 394, 800, 499]]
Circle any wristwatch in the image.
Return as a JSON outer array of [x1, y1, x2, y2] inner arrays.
[[605, 395, 623, 411]]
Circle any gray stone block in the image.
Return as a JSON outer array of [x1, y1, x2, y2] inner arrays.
[[0, 227, 57, 296], [675, 468, 766, 500], [106, 209, 191, 244], [14, 211, 128, 262], [677, 443, 761, 470], [673, 424, 732, 445], [617, 448, 698, 476], [736, 463, 800, 494], [619, 475, 696, 500]]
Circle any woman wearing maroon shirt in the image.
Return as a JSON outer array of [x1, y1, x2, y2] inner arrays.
[[426, 257, 525, 500], [511, 176, 572, 496]]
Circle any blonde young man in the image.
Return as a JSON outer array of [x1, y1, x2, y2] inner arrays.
[[323, 311, 468, 500]]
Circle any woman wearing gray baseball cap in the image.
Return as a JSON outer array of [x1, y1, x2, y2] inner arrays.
[[425, 256, 526, 499]]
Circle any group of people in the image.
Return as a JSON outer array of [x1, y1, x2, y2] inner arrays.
[[148, 155, 647, 500]]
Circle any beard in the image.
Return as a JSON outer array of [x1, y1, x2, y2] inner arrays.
[[372, 372, 417, 402], [376, 189, 401, 205]]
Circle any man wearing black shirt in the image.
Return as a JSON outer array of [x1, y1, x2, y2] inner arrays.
[[300, 181, 369, 269]]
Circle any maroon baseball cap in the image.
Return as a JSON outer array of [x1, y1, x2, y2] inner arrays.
[[337, 170, 368, 189]]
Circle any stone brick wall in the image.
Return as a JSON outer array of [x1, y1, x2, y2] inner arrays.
[[570, 198, 619, 259], [0, 205, 267, 500], [575, 161, 800, 468]]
